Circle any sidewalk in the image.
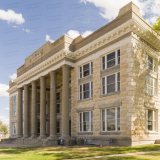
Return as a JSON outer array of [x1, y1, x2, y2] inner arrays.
[[69, 150, 160, 160]]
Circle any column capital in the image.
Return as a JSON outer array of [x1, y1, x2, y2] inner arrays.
[[61, 64, 70, 70]]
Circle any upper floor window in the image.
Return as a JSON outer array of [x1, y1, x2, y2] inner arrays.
[[79, 81, 93, 100], [57, 104, 60, 113], [57, 121, 60, 134], [101, 107, 120, 132], [79, 62, 93, 79], [13, 107, 16, 116], [79, 111, 93, 132], [102, 72, 120, 95], [102, 49, 120, 70], [147, 55, 156, 72], [12, 96, 16, 104], [146, 76, 157, 96], [57, 92, 60, 100], [37, 103, 40, 114]]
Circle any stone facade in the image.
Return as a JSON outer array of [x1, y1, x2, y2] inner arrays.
[[7, 2, 160, 146]]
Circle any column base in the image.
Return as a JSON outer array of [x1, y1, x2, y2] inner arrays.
[[38, 135, 47, 139], [17, 135, 23, 138], [23, 135, 29, 139], [29, 135, 37, 139], [48, 135, 57, 139]]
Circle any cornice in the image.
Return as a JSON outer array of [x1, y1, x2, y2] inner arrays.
[[7, 85, 17, 93], [9, 18, 160, 91]]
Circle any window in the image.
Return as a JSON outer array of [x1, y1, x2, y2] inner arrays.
[[13, 107, 16, 116], [57, 92, 60, 100], [79, 111, 93, 132], [147, 55, 156, 72], [57, 121, 60, 134], [12, 96, 16, 104], [37, 121, 40, 134], [102, 72, 120, 95], [37, 104, 40, 114], [79, 81, 93, 100], [37, 92, 40, 100], [12, 122, 16, 135], [146, 76, 157, 96], [79, 62, 93, 79], [101, 107, 120, 132], [22, 104, 24, 114], [147, 109, 157, 132], [57, 104, 60, 113], [102, 49, 120, 70]]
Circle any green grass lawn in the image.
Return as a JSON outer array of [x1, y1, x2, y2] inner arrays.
[[0, 144, 160, 160]]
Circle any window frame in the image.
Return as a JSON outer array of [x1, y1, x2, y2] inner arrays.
[[146, 109, 158, 133], [79, 62, 93, 79], [79, 81, 93, 100], [56, 92, 60, 100], [101, 72, 120, 95], [145, 76, 157, 96], [57, 103, 60, 113], [101, 49, 120, 70], [12, 107, 16, 116], [79, 111, 93, 132], [146, 55, 156, 72], [57, 121, 61, 134], [101, 107, 120, 132], [12, 122, 16, 135]]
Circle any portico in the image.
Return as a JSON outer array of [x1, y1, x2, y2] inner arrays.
[[16, 64, 71, 140]]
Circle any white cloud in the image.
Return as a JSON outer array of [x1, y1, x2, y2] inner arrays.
[[46, 35, 54, 43], [82, 30, 93, 37], [0, 116, 9, 125], [0, 83, 9, 97], [12, 25, 18, 28], [67, 30, 80, 39], [23, 28, 31, 33], [0, 9, 25, 24], [5, 108, 9, 110], [9, 73, 17, 80], [79, 0, 160, 24], [67, 30, 93, 39]]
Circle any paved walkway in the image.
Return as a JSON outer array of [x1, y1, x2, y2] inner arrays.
[[0, 144, 40, 147], [68, 150, 160, 160]]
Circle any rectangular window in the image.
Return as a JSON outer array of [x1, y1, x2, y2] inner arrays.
[[79, 81, 93, 100], [79, 111, 93, 132], [79, 62, 93, 79], [57, 104, 60, 113], [13, 107, 16, 116], [37, 121, 40, 134], [37, 92, 40, 100], [12, 96, 16, 104], [147, 55, 156, 72], [37, 103, 40, 114], [57, 121, 60, 134], [146, 76, 156, 96], [101, 72, 120, 95], [101, 107, 120, 132], [147, 109, 157, 132], [102, 49, 120, 70], [57, 92, 60, 100], [12, 122, 16, 135]]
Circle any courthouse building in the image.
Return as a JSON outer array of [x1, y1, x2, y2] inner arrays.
[[7, 2, 160, 146]]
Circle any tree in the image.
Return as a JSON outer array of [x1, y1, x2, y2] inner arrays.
[[0, 119, 9, 135], [152, 16, 160, 32]]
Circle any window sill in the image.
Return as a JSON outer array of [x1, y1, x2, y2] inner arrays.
[[100, 91, 120, 98], [145, 93, 158, 98], [77, 97, 93, 103], [78, 132, 93, 135], [100, 131, 121, 135], [146, 131, 158, 134]]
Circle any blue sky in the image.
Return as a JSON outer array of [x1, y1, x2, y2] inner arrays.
[[0, 0, 159, 126]]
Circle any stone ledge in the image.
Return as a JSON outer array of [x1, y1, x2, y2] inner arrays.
[[99, 132, 121, 135], [77, 132, 93, 135], [101, 65, 120, 77], [78, 75, 93, 85], [100, 91, 120, 98], [99, 101, 122, 109], [76, 106, 94, 112], [77, 97, 93, 103]]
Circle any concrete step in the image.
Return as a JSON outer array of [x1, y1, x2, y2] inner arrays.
[[155, 139, 160, 144]]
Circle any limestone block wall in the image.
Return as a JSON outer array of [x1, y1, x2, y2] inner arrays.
[[71, 40, 133, 140], [131, 37, 160, 143]]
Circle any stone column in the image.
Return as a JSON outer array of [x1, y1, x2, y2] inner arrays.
[[49, 71, 57, 139], [17, 88, 22, 138], [24, 85, 29, 138], [40, 76, 47, 138], [62, 65, 70, 139], [31, 81, 37, 138]]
